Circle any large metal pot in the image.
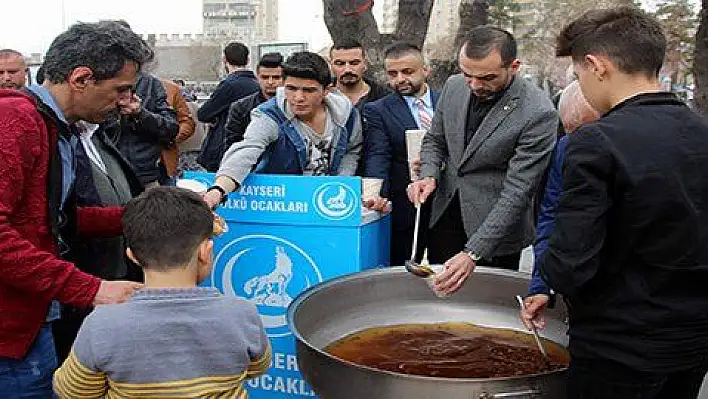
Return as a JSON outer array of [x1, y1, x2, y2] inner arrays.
[[288, 267, 569, 399]]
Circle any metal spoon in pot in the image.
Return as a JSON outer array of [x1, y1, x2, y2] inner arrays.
[[404, 204, 435, 278], [515, 295, 549, 361]]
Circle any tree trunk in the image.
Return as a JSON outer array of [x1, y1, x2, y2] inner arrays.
[[428, 0, 490, 89], [322, 0, 434, 77], [454, 0, 490, 51], [694, 0, 708, 115]]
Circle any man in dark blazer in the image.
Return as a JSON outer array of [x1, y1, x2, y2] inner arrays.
[[363, 42, 439, 266], [408, 26, 557, 296]]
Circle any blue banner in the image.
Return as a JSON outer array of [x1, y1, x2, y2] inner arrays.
[[184, 172, 363, 227]]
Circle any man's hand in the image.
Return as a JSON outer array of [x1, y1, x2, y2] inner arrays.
[[433, 252, 476, 296], [407, 177, 436, 206], [204, 189, 223, 210], [93, 280, 143, 306], [119, 94, 142, 116], [520, 294, 550, 330], [363, 197, 391, 214]]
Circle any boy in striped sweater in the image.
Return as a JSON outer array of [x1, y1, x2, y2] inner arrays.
[[54, 187, 271, 398]]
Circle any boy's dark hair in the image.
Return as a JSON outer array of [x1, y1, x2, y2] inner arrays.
[[283, 51, 332, 88], [224, 42, 249, 67], [42, 21, 153, 84], [556, 7, 666, 77], [461, 26, 517, 67], [122, 187, 214, 270], [257, 52, 284, 70], [383, 42, 422, 60], [330, 39, 364, 57]]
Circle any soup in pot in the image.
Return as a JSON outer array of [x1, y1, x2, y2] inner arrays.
[[325, 322, 569, 379]]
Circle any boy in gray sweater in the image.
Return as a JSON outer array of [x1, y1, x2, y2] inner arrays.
[[54, 187, 271, 398]]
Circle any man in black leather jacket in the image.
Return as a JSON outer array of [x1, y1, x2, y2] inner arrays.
[[222, 52, 284, 151], [109, 72, 178, 187]]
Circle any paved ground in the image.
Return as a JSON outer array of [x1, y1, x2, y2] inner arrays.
[[518, 247, 708, 396]]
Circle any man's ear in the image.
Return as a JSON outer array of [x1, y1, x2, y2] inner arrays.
[[197, 239, 214, 266], [584, 54, 608, 81], [67, 67, 94, 92], [509, 59, 522, 74], [126, 247, 140, 265]]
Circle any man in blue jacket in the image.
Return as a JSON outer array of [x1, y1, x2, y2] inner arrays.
[[520, 80, 598, 329], [363, 42, 439, 266], [203, 51, 362, 208], [198, 42, 260, 171]]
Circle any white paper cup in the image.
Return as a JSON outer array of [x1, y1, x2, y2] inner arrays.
[[362, 178, 384, 200], [176, 179, 208, 194], [424, 265, 450, 298], [405, 129, 426, 180]]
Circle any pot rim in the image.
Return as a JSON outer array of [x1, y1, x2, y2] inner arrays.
[[286, 266, 568, 382]]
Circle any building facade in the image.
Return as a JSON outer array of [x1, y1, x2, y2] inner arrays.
[[202, 0, 278, 43]]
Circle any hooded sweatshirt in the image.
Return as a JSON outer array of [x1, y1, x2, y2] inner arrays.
[[216, 87, 362, 187]]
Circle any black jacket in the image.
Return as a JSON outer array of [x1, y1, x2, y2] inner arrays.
[[539, 93, 708, 373], [354, 78, 391, 114], [223, 90, 268, 154], [69, 122, 144, 280], [109, 74, 178, 185], [197, 70, 260, 171]]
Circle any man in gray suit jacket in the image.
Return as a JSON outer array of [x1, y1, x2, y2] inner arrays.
[[408, 26, 557, 296]]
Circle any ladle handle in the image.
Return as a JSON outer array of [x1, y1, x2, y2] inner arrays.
[[515, 295, 549, 360], [410, 204, 421, 260]]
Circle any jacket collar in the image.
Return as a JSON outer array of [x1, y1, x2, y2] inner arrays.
[[606, 92, 683, 116]]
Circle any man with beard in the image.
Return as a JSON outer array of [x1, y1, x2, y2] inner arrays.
[[222, 52, 284, 149], [330, 39, 390, 113], [0, 49, 28, 89], [363, 42, 439, 266], [407, 26, 557, 295]]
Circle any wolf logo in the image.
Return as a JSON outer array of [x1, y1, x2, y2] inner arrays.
[[243, 246, 294, 307], [326, 187, 348, 210]]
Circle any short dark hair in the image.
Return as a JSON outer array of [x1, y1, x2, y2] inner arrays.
[[0, 49, 24, 59], [330, 39, 365, 57], [557, 7, 666, 77], [257, 52, 284, 70], [283, 51, 332, 88], [224, 42, 249, 67], [461, 26, 517, 67], [42, 21, 153, 84], [383, 42, 422, 60], [122, 187, 214, 270], [172, 78, 185, 86]]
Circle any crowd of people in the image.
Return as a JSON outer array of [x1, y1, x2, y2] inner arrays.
[[0, 5, 707, 399]]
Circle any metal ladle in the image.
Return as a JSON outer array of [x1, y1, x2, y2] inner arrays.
[[515, 295, 550, 361], [404, 204, 435, 278]]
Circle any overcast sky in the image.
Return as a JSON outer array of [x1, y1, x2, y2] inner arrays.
[[0, 0, 691, 57], [0, 0, 336, 55]]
